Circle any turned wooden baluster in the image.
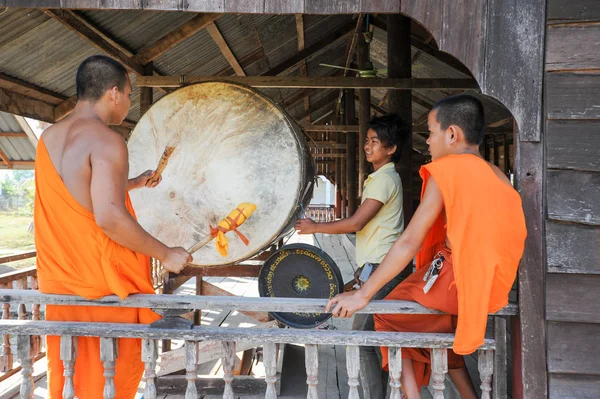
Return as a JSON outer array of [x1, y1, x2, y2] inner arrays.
[[14, 279, 27, 321], [221, 341, 236, 399], [29, 276, 42, 354], [305, 344, 318, 399], [264, 343, 278, 399], [185, 341, 198, 399], [431, 348, 448, 399], [479, 349, 494, 399], [346, 345, 360, 399], [60, 335, 78, 399], [0, 282, 13, 372], [388, 347, 402, 399], [100, 337, 118, 399], [18, 335, 34, 399], [142, 339, 158, 399]]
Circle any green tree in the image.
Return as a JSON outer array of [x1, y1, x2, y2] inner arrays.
[[1, 176, 17, 198], [12, 170, 34, 182]]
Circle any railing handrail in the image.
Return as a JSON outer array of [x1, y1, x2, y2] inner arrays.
[[0, 267, 37, 286], [0, 289, 519, 315], [0, 319, 496, 349], [0, 251, 36, 264]]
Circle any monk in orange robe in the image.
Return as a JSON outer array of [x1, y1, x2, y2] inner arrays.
[[326, 94, 526, 399], [34, 55, 192, 399]]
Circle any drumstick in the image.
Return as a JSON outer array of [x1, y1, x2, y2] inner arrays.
[[146, 145, 175, 187]]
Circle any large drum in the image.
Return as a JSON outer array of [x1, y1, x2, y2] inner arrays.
[[128, 82, 314, 267]]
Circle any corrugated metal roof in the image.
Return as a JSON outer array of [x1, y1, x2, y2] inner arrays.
[[0, 8, 49, 49], [0, 112, 36, 169]]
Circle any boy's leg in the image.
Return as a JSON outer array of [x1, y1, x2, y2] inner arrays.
[[448, 367, 478, 399], [401, 358, 422, 399]]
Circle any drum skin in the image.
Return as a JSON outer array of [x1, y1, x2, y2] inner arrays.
[[128, 82, 314, 267]]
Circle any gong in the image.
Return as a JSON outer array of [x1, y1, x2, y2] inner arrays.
[[258, 244, 343, 329], [128, 82, 314, 267]]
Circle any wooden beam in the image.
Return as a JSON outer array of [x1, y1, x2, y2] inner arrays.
[[488, 117, 513, 128], [0, 73, 66, 105], [345, 89, 357, 216], [13, 116, 39, 148], [0, 147, 13, 169], [133, 13, 220, 65], [205, 22, 246, 76], [295, 14, 310, 122], [303, 125, 359, 132], [357, 31, 370, 195], [0, 88, 55, 123], [0, 132, 26, 137], [312, 153, 345, 159], [137, 76, 478, 90], [262, 20, 356, 77], [44, 10, 145, 76], [140, 62, 153, 118], [294, 91, 339, 121]]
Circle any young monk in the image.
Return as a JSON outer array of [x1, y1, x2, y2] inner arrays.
[[296, 113, 410, 399], [34, 55, 192, 398], [325, 95, 527, 399]]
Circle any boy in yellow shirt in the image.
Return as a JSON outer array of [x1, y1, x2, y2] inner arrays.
[[295, 113, 409, 399]]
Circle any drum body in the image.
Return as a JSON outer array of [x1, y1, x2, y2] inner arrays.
[[128, 82, 314, 266]]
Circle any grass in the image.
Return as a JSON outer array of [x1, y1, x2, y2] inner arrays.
[[0, 212, 36, 270]]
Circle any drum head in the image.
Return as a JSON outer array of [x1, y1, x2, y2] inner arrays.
[[258, 244, 343, 329], [128, 82, 311, 266]]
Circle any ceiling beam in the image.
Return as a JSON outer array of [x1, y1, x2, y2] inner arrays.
[[137, 76, 478, 90], [45, 10, 145, 76], [488, 117, 513, 128], [262, 19, 356, 77], [205, 22, 246, 76], [133, 13, 220, 65], [0, 73, 67, 105], [13, 115, 39, 148], [0, 88, 55, 123], [294, 91, 340, 121], [0, 132, 26, 137]]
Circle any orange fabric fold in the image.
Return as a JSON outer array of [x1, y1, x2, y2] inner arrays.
[[415, 154, 527, 355], [34, 138, 159, 399]]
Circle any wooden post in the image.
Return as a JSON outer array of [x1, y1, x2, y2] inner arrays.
[[221, 341, 235, 399], [140, 62, 153, 117], [346, 345, 360, 399], [388, 347, 402, 399], [0, 282, 13, 372], [493, 317, 508, 399], [493, 136, 500, 167], [305, 344, 318, 399], [100, 337, 118, 399], [340, 131, 347, 218], [345, 89, 357, 216], [503, 135, 510, 175], [142, 339, 158, 399], [387, 14, 413, 224], [264, 343, 278, 399], [357, 31, 370, 196], [479, 349, 494, 399], [431, 348, 448, 399], [194, 277, 202, 326], [60, 335, 77, 399], [17, 335, 34, 399], [184, 341, 198, 399]]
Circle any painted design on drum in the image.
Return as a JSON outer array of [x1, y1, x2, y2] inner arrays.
[[263, 248, 338, 318], [128, 82, 312, 266]]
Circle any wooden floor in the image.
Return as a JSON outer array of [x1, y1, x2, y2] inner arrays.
[[4, 232, 439, 398]]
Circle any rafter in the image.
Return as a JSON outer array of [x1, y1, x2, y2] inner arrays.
[[0, 73, 66, 105], [295, 14, 310, 122], [206, 22, 246, 76], [294, 91, 340, 121], [0, 88, 55, 123], [262, 19, 356, 77], [138, 76, 478, 90], [133, 13, 220, 65], [0, 146, 13, 169]]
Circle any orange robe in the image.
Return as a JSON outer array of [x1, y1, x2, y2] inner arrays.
[[374, 154, 527, 387], [34, 138, 159, 399]]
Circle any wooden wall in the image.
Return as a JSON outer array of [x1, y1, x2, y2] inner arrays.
[[544, 1, 600, 398]]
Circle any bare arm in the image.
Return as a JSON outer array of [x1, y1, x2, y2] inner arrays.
[[295, 198, 384, 234], [90, 133, 170, 260], [326, 177, 445, 317]]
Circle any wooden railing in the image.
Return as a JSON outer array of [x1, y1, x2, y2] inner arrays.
[[0, 289, 517, 399], [306, 205, 336, 222], [0, 251, 44, 386]]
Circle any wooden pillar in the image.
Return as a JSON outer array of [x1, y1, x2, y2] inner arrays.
[[140, 62, 153, 117], [332, 113, 342, 219], [340, 131, 346, 219], [357, 32, 371, 196], [345, 89, 357, 216], [387, 14, 413, 224]]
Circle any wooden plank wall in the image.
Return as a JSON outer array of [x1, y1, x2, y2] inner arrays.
[[544, 1, 600, 398]]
